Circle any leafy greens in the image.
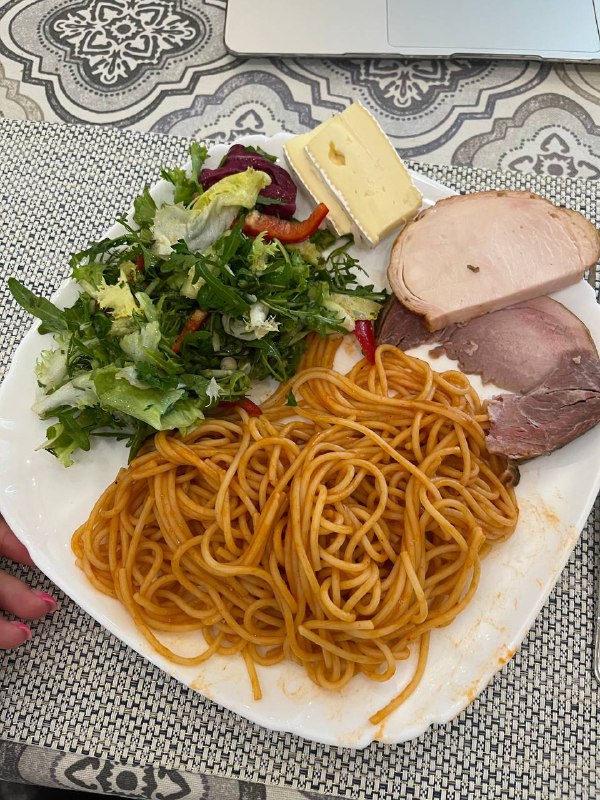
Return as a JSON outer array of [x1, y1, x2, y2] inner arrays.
[[9, 142, 386, 466]]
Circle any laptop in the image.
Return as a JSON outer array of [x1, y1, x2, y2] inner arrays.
[[224, 0, 600, 61]]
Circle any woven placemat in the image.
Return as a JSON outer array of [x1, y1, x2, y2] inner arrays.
[[0, 119, 598, 800]]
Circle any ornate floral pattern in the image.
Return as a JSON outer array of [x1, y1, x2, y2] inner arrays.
[[507, 131, 600, 180], [274, 57, 550, 157], [0, 0, 236, 125], [452, 94, 600, 179], [327, 58, 490, 112], [150, 68, 321, 140], [0, 62, 44, 120], [47, 0, 199, 88]]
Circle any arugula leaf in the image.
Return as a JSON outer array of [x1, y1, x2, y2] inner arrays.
[[42, 406, 122, 467], [8, 278, 69, 333], [286, 389, 298, 407], [126, 422, 154, 460], [160, 167, 196, 206], [243, 145, 278, 163], [54, 409, 92, 452], [193, 261, 251, 315], [133, 187, 157, 229], [190, 142, 209, 177], [161, 142, 209, 206]]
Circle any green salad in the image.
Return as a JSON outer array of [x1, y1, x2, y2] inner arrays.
[[9, 142, 385, 466]]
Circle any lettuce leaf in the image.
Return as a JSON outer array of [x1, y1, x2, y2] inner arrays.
[[322, 290, 382, 331], [93, 367, 184, 430], [152, 168, 271, 257]]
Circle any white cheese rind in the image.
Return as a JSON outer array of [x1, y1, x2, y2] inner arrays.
[[283, 130, 354, 238], [304, 102, 422, 247]]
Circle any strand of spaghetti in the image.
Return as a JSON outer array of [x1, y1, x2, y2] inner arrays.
[[399, 550, 429, 624], [369, 633, 431, 725], [116, 567, 224, 665]]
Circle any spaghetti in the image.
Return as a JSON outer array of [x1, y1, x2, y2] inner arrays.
[[72, 338, 518, 723]]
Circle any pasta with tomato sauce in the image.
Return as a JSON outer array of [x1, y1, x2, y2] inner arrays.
[[72, 336, 518, 724]]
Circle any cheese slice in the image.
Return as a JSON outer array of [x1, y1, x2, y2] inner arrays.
[[304, 102, 422, 247], [283, 129, 354, 238]]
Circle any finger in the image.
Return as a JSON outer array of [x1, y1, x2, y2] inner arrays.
[[0, 620, 32, 650], [0, 517, 35, 567], [0, 571, 58, 619]]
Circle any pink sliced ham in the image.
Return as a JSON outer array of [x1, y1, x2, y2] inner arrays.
[[387, 191, 600, 331]]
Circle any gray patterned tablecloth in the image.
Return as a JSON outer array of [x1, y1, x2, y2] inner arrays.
[[0, 119, 599, 800], [1, 1, 600, 180]]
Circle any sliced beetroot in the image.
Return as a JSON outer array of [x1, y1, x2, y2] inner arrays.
[[200, 144, 297, 218]]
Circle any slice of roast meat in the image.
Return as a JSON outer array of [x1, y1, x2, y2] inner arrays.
[[486, 352, 600, 460], [387, 190, 600, 330], [375, 294, 597, 395], [437, 296, 598, 394], [375, 294, 442, 349]]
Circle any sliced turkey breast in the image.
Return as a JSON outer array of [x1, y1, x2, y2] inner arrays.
[[387, 191, 600, 331]]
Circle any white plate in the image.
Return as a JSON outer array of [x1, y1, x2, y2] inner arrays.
[[1, 134, 599, 748]]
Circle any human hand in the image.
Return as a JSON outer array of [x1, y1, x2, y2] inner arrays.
[[0, 515, 58, 649]]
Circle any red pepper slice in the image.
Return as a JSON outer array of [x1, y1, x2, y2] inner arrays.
[[354, 319, 376, 365], [219, 398, 263, 417], [242, 202, 329, 244], [172, 309, 208, 354], [135, 254, 145, 271]]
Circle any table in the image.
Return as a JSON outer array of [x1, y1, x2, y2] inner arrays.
[[0, 3, 599, 799], [1, 1, 600, 175]]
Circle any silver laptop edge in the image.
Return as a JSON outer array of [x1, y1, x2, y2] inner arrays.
[[225, 0, 600, 63]]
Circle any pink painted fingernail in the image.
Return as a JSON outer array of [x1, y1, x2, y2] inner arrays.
[[34, 591, 58, 611], [10, 622, 32, 641]]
